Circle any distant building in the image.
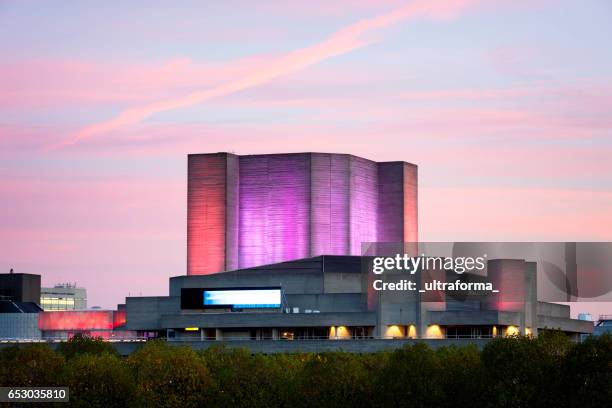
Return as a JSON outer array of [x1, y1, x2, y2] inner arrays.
[[0, 271, 41, 304], [40, 283, 87, 311], [1, 272, 132, 341], [0, 300, 42, 340], [594, 315, 612, 336], [0, 271, 43, 339]]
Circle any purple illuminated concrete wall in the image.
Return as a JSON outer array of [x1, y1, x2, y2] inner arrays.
[[187, 152, 418, 275], [310, 154, 350, 256], [239, 154, 311, 268]]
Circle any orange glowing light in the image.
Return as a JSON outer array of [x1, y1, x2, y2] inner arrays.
[[425, 324, 444, 339]]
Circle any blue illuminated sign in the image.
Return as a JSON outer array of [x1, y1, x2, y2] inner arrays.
[[203, 288, 281, 309]]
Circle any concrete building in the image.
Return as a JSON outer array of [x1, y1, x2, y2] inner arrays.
[[594, 315, 612, 336], [187, 153, 417, 275], [4, 152, 596, 348], [0, 272, 43, 340], [126, 256, 592, 344], [0, 300, 42, 340], [0, 271, 41, 304], [40, 283, 87, 311], [124, 152, 592, 349], [0, 272, 131, 341]]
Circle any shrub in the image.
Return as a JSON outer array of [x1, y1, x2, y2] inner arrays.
[[201, 345, 296, 408], [57, 334, 119, 360], [129, 340, 212, 408], [560, 333, 612, 408], [0, 331, 608, 408], [435, 344, 486, 407], [292, 352, 372, 408], [373, 343, 444, 408], [482, 334, 567, 407], [0, 344, 64, 387], [64, 352, 139, 408]]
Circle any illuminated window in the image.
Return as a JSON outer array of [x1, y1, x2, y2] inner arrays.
[[329, 326, 351, 339], [40, 296, 76, 311], [385, 325, 405, 338], [425, 325, 444, 339], [504, 325, 520, 336], [336, 326, 351, 339], [281, 330, 294, 340]]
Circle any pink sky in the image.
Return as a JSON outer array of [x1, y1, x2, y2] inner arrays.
[[1, 0, 611, 317]]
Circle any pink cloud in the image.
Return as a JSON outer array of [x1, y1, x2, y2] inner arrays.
[[59, 0, 481, 147], [0, 57, 265, 109], [199, 74, 612, 141]]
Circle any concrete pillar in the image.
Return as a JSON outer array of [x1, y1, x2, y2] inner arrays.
[[525, 262, 538, 336]]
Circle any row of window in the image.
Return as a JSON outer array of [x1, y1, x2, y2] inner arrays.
[[40, 297, 77, 310]]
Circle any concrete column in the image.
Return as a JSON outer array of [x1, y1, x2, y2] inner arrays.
[[525, 262, 538, 336]]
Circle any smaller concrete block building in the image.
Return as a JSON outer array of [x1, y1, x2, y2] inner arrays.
[[0, 300, 42, 340], [0, 272, 41, 304], [125, 256, 592, 343], [0, 273, 43, 340]]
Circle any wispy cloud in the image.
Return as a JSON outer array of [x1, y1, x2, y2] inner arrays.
[[0, 57, 263, 109], [59, 0, 479, 147]]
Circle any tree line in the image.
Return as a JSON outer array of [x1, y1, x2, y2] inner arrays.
[[0, 332, 610, 408]]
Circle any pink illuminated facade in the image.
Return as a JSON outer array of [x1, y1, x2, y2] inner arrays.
[[187, 152, 418, 275], [39, 310, 117, 331], [38, 309, 132, 340], [38, 310, 136, 340]]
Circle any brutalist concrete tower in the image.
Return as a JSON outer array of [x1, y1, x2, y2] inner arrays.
[[187, 152, 417, 275]]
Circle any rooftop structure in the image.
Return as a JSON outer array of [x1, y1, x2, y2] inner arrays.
[[40, 284, 87, 311]]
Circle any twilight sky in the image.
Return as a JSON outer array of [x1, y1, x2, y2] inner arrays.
[[1, 0, 611, 311]]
